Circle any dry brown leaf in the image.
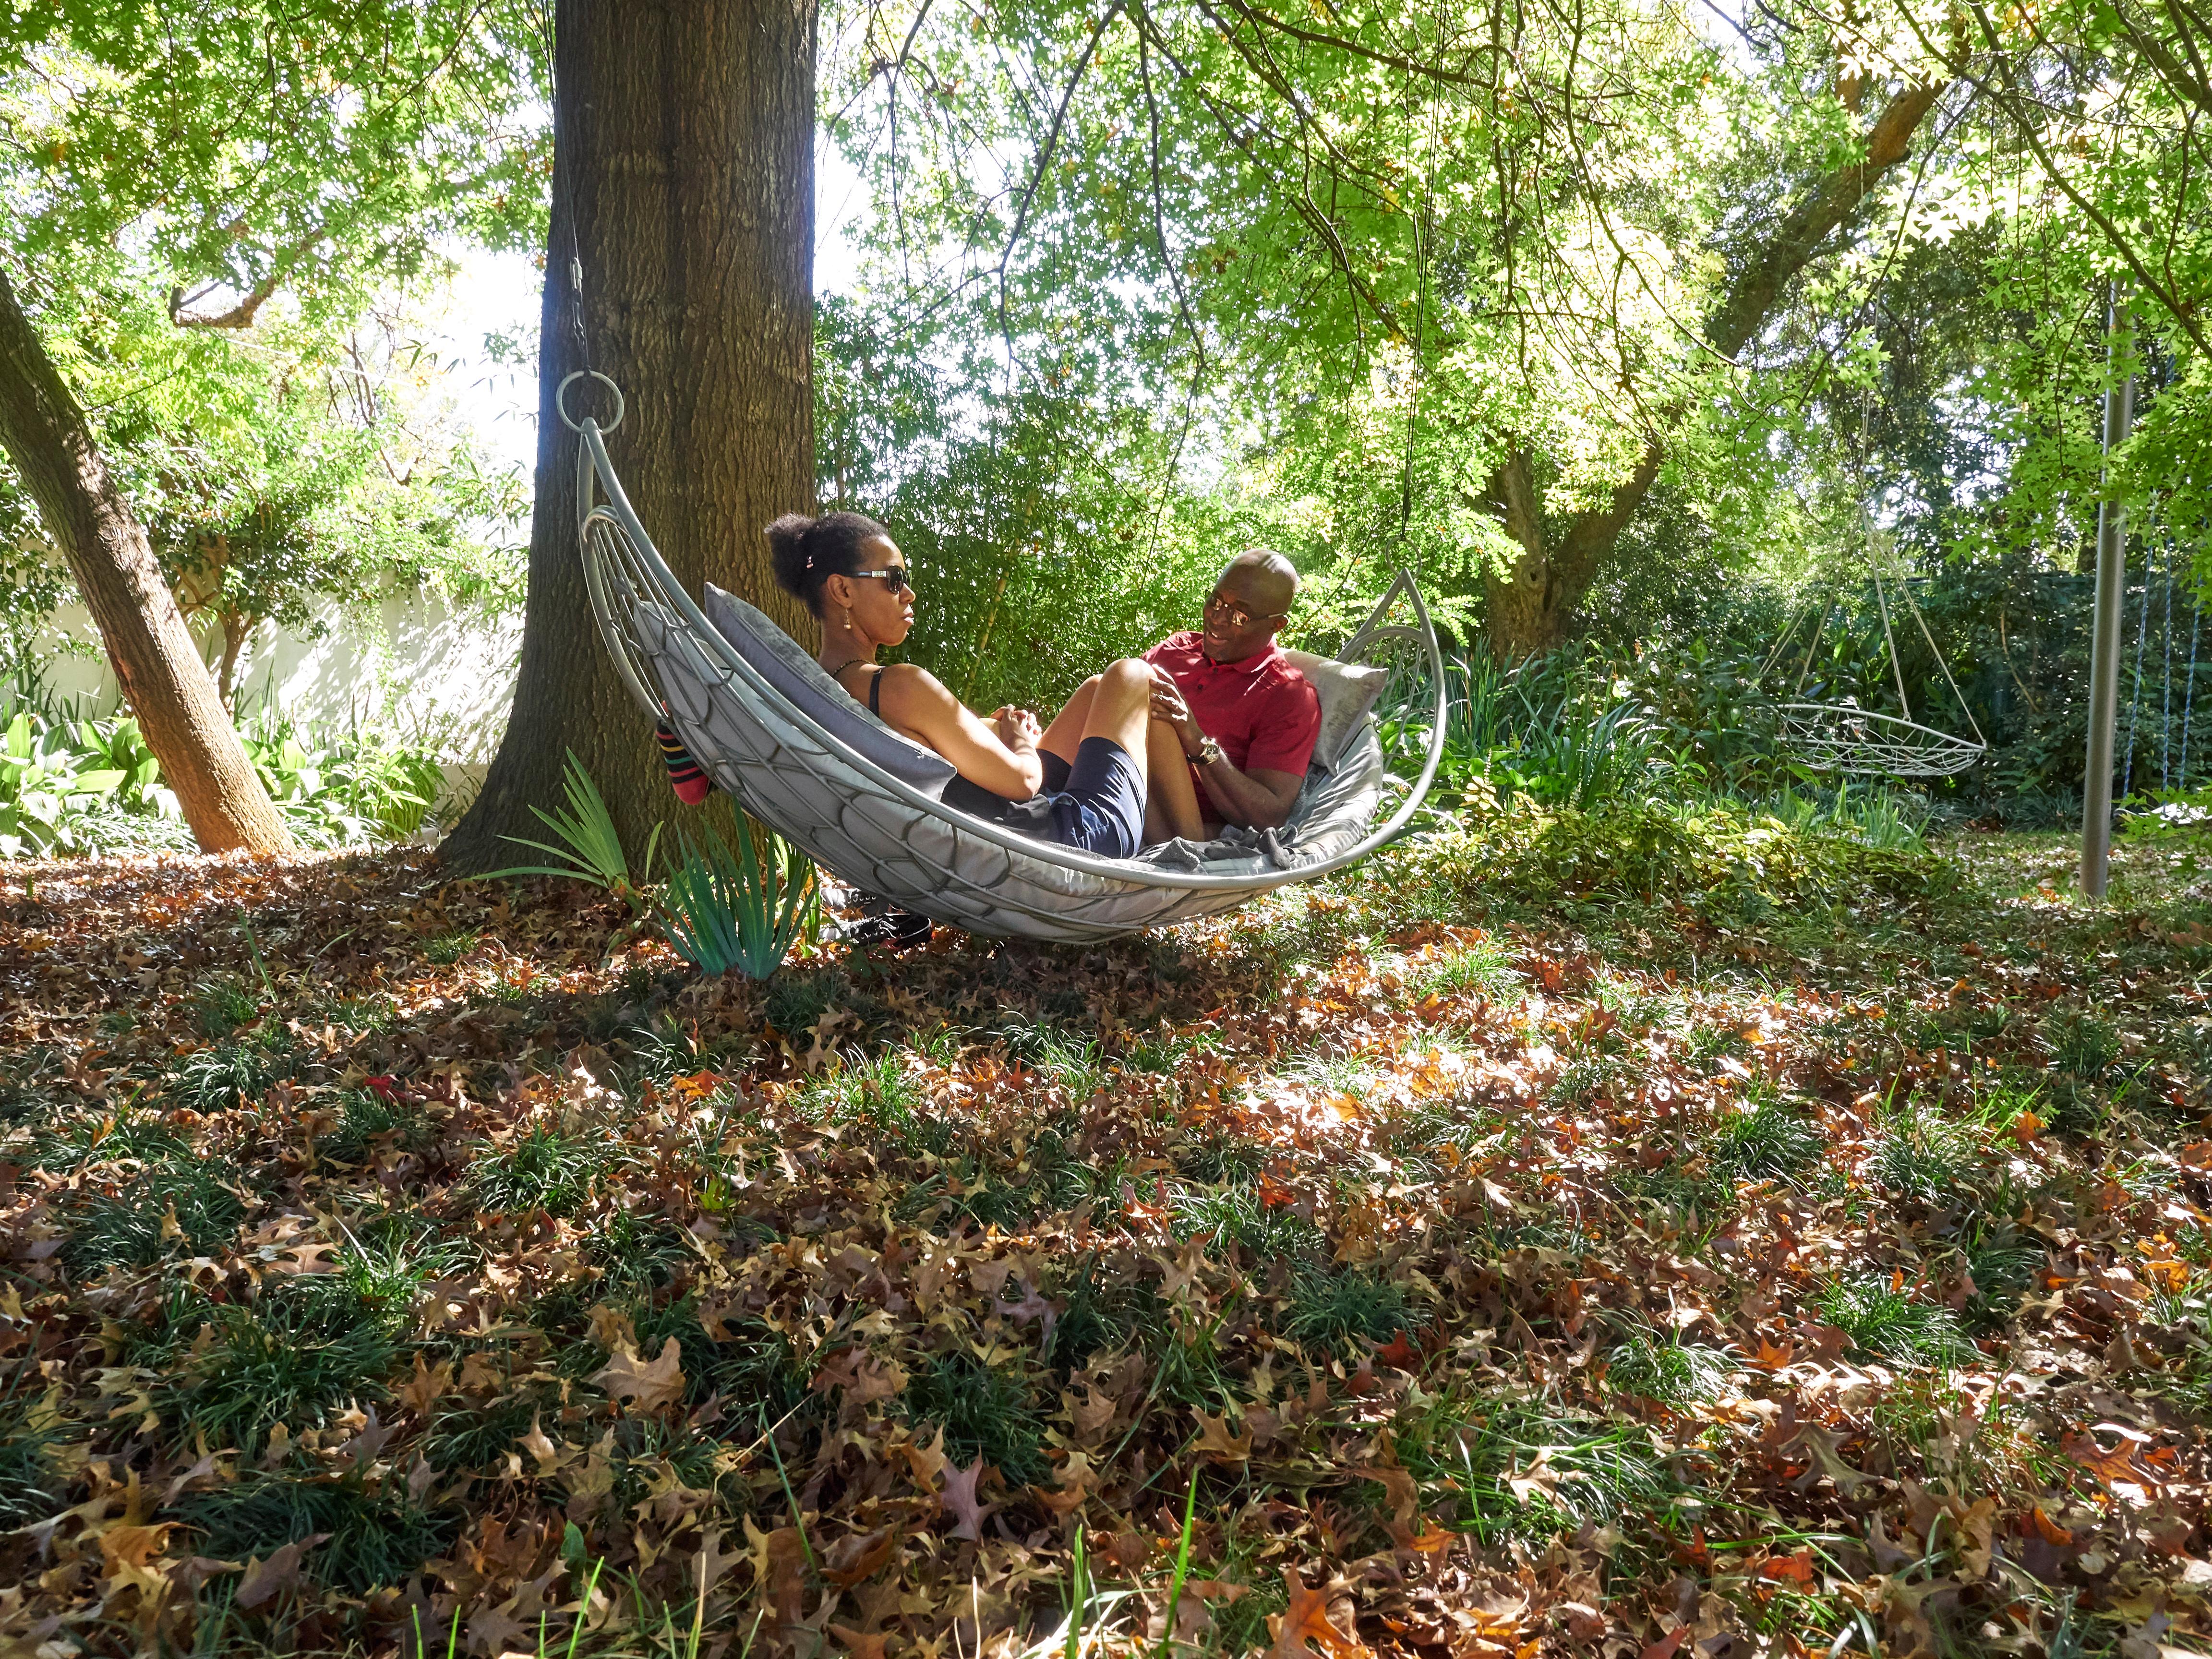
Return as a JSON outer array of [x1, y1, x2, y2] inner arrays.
[[590, 1337, 685, 1413]]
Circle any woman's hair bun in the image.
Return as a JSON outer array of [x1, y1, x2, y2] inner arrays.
[[765, 510, 890, 619]]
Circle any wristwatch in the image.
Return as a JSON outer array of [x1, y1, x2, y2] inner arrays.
[[1195, 735, 1225, 767]]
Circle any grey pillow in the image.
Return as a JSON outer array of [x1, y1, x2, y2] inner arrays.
[[1280, 648, 1391, 770], [700, 585, 956, 797]]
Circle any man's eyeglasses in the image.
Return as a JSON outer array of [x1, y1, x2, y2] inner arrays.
[[1205, 589, 1286, 630], [849, 565, 913, 597]]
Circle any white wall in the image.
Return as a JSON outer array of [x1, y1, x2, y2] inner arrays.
[[32, 589, 522, 765]]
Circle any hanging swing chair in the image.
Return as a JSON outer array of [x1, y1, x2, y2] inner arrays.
[[1765, 519, 1987, 781], [557, 373, 1449, 943]]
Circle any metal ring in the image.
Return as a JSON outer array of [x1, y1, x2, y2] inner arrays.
[[555, 370, 625, 434]]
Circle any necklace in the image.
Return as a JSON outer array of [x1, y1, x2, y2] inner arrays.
[[822, 657, 876, 681]]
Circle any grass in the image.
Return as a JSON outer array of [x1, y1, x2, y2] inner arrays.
[[166, 1030, 292, 1112], [318, 1085, 428, 1166], [63, 1158, 249, 1273], [1710, 1091, 1826, 1184], [1405, 936, 1520, 1002], [177, 1474, 452, 1595], [156, 1279, 398, 1456], [1393, 1391, 1676, 1543], [189, 977, 260, 1038], [468, 1123, 606, 1217], [1817, 1275, 1979, 1368], [423, 928, 478, 964], [904, 1351, 1049, 1485], [7, 817, 2210, 1651], [1604, 1330, 1736, 1405], [0, 1367, 58, 1528], [1172, 1181, 1329, 1263], [1283, 1266, 1413, 1356], [1867, 1098, 1979, 1203]]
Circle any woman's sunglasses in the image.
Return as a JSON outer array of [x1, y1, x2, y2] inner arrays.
[[848, 565, 913, 597]]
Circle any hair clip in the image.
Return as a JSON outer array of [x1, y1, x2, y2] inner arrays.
[[805, 554, 814, 569]]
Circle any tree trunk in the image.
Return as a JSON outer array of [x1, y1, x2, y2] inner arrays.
[[1483, 81, 1950, 657], [217, 611, 252, 713], [0, 264, 294, 855], [442, 0, 818, 876]]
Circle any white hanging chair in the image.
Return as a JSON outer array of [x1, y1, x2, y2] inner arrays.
[[559, 374, 1449, 943], [1767, 529, 1986, 781]]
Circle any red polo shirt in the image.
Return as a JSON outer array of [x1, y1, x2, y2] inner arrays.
[[1143, 633, 1322, 801]]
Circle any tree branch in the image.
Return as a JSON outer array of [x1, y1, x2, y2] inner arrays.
[[167, 230, 324, 330]]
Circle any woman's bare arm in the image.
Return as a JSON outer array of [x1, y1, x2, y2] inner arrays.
[[872, 664, 1044, 798]]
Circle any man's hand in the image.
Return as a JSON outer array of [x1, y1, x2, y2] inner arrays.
[[1148, 667, 1203, 756], [991, 706, 1040, 751]]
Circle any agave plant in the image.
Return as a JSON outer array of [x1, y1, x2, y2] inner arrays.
[[659, 813, 817, 978]]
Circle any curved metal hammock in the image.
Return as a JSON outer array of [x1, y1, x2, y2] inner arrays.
[[1774, 702, 1986, 780], [563, 395, 1448, 943], [1767, 552, 1986, 781]]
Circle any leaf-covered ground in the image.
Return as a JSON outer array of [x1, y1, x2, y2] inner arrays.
[[0, 821, 2209, 1659]]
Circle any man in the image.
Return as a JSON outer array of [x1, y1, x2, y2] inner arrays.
[[1142, 550, 1320, 837], [1037, 549, 1320, 843]]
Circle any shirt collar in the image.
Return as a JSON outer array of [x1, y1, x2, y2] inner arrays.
[[1182, 633, 1282, 677]]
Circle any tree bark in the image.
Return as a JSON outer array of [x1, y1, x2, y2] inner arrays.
[[1482, 80, 1950, 657], [0, 264, 294, 854], [443, 0, 818, 875]]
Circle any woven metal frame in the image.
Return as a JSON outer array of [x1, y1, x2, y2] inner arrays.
[[1776, 703, 1986, 779], [565, 416, 1449, 941]]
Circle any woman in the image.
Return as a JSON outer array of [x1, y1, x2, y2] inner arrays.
[[767, 511, 1204, 855]]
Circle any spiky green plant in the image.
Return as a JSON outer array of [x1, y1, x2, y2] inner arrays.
[[468, 1125, 604, 1218], [659, 815, 818, 978], [489, 748, 659, 907]]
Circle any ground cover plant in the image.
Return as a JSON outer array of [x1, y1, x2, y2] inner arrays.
[[0, 812, 2207, 1658]]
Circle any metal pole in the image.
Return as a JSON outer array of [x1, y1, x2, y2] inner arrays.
[[2081, 290, 2137, 900]]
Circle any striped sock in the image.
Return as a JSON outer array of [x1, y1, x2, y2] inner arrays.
[[657, 721, 714, 804]]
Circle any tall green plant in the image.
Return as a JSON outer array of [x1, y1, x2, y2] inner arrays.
[[659, 815, 817, 980], [490, 750, 658, 909]]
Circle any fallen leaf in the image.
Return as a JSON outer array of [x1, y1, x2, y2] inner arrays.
[[590, 1337, 685, 1413], [236, 1533, 329, 1610], [1270, 1566, 1366, 1659], [940, 1456, 998, 1540]]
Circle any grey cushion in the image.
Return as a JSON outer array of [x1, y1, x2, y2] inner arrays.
[[1280, 648, 1391, 770], [701, 585, 956, 797]]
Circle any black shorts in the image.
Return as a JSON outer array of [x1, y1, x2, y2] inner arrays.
[[943, 737, 1144, 859]]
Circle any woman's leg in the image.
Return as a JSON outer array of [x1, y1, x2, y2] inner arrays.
[[1037, 674, 1100, 765], [1054, 659, 1159, 859], [1078, 658, 1153, 768], [1144, 718, 1204, 843]]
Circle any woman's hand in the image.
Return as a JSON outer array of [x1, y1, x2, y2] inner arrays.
[[992, 706, 1041, 751]]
